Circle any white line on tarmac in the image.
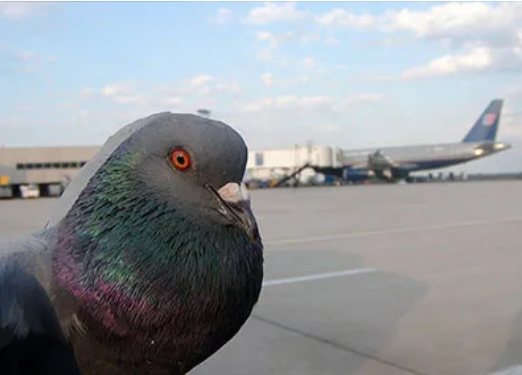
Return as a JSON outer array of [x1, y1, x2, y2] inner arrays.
[[264, 216, 522, 246], [262, 268, 377, 287], [487, 366, 522, 375]]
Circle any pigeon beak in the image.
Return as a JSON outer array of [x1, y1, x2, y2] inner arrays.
[[208, 182, 259, 242], [217, 181, 251, 206]]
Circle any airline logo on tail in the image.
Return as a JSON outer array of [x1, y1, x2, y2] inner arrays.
[[462, 99, 503, 143], [482, 113, 497, 126]]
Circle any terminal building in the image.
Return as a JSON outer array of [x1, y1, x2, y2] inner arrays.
[[0, 144, 336, 197], [0, 146, 99, 197], [245, 144, 340, 183]]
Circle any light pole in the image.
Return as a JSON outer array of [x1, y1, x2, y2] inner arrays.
[[196, 109, 211, 119]]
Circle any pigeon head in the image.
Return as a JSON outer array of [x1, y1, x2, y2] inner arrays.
[[100, 112, 258, 241], [51, 113, 264, 374]]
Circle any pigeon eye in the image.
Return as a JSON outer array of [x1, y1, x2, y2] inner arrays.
[[171, 149, 191, 171]]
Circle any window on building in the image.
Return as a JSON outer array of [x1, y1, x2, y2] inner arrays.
[[15, 161, 89, 170], [255, 152, 264, 166]]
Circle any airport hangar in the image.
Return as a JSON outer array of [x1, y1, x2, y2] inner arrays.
[[0, 144, 339, 197]]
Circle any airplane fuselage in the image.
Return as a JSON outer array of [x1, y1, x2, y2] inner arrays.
[[341, 141, 511, 172]]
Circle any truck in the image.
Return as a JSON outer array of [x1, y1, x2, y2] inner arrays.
[[20, 184, 40, 199], [0, 175, 13, 198]]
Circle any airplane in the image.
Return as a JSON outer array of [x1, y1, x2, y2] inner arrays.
[[312, 99, 512, 183]]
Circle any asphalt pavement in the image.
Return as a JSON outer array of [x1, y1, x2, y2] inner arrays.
[[1, 181, 521, 375]]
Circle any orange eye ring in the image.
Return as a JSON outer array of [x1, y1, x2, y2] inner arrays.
[[171, 149, 191, 171]]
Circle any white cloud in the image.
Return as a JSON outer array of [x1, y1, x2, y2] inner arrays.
[[101, 82, 148, 106], [9, 49, 56, 65], [259, 73, 314, 88], [242, 93, 382, 112], [192, 79, 241, 96], [214, 3, 336, 55], [255, 30, 298, 51], [316, 9, 377, 29], [316, 2, 522, 48], [0, 2, 47, 19], [17, 49, 36, 62], [261, 72, 274, 86], [243, 95, 330, 112], [236, 0, 522, 76], [401, 39, 522, 80], [402, 47, 494, 79], [101, 84, 122, 97], [256, 48, 289, 66], [198, 86, 211, 96], [189, 75, 215, 87], [254, 30, 326, 65], [243, 2, 310, 25], [314, 2, 522, 80], [215, 80, 241, 94], [95, 75, 243, 111], [211, 8, 234, 25], [257, 48, 273, 62], [80, 88, 94, 97], [255, 31, 281, 58], [383, 2, 522, 48], [255, 30, 326, 48]]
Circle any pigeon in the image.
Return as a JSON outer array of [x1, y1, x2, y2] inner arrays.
[[0, 112, 264, 375]]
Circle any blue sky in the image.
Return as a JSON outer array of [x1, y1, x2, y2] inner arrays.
[[1, 1, 522, 173]]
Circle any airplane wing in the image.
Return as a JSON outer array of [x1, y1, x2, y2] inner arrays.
[[396, 163, 419, 171], [351, 150, 397, 169], [351, 150, 419, 172]]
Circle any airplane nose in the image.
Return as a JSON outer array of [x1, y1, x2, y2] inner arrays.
[[494, 142, 510, 150]]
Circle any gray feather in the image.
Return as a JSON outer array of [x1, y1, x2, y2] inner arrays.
[[0, 229, 56, 338], [0, 229, 56, 292], [46, 112, 171, 228]]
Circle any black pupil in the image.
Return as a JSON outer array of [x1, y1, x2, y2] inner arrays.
[[176, 154, 186, 165]]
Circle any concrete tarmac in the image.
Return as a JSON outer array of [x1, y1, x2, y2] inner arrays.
[[1, 180, 522, 375]]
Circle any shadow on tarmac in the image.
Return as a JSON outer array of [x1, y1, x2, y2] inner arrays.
[[190, 249, 430, 375]]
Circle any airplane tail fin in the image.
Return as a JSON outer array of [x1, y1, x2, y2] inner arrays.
[[462, 99, 503, 143]]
